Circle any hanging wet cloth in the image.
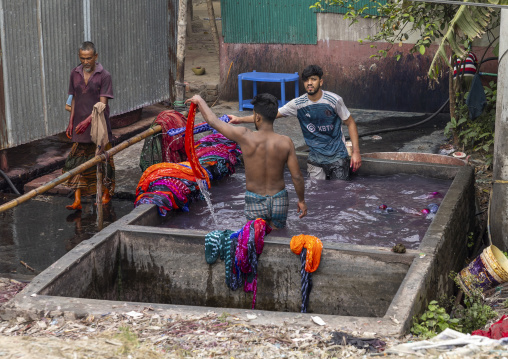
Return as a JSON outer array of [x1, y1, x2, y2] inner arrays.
[[290, 234, 323, 313], [90, 102, 108, 152], [205, 229, 235, 264], [204, 218, 271, 309], [466, 73, 487, 120], [184, 103, 210, 189]]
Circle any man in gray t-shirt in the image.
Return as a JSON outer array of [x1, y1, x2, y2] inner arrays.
[[230, 64, 361, 180]]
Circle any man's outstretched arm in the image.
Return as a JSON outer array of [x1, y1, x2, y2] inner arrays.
[[185, 95, 248, 143], [228, 111, 285, 124]]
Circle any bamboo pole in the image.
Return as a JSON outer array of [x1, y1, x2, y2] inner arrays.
[[96, 160, 104, 230], [0, 125, 162, 213]]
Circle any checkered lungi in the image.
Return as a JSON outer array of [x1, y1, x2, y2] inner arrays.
[[244, 189, 289, 229]]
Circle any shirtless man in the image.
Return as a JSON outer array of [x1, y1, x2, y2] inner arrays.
[[185, 93, 307, 229]]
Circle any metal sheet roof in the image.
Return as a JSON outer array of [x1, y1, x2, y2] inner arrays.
[[0, 0, 175, 149]]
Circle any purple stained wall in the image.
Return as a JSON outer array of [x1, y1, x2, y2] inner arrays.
[[219, 38, 498, 113]]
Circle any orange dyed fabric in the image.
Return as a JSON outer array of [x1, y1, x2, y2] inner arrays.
[[290, 235, 323, 273], [136, 162, 210, 195]]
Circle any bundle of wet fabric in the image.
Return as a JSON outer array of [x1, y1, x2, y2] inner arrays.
[[139, 110, 188, 172], [205, 218, 272, 309], [290, 234, 323, 313], [134, 133, 242, 216]]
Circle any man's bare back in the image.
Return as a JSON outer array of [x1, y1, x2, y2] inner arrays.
[[241, 130, 295, 196], [185, 94, 307, 227]]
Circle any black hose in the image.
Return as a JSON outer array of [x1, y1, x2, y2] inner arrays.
[[0, 168, 20, 195], [347, 98, 450, 140]]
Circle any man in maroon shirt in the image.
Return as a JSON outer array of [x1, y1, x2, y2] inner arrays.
[[63, 41, 115, 210]]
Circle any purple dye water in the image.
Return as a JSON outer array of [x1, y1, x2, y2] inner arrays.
[[161, 170, 452, 249]]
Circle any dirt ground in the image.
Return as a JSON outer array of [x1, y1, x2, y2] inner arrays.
[[183, 1, 221, 101]]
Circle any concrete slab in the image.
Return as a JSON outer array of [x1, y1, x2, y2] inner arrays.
[[5, 156, 475, 338]]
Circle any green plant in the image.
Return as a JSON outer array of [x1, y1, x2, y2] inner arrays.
[[453, 272, 498, 333], [444, 81, 497, 166], [444, 114, 468, 139], [454, 295, 497, 333], [411, 300, 461, 339]]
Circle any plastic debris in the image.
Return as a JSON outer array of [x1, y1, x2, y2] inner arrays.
[[428, 203, 439, 213], [311, 316, 326, 326], [125, 311, 143, 319]]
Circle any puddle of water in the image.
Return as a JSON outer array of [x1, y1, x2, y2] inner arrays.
[[0, 195, 134, 278], [161, 169, 452, 249]]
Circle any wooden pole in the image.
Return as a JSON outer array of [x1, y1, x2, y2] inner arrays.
[[96, 158, 104, 230], [175, 0, 188, 107], [206, 0, 220, 58], [0, 125, 162, 213]]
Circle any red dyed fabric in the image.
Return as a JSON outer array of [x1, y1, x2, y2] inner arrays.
[[155, 110, 187, 163], [472, 315, 508, 339], [184, 103, 209, 186]]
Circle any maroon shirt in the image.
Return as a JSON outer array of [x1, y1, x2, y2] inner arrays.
[[68, 62, 114, 143]]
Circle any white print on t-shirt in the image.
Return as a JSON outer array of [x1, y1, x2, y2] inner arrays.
[[318, 124, 334, 132], [306, 123, 335, 133]]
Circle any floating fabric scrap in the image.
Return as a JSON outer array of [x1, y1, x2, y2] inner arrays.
[[205, 218, 272, 309], [427, 191, 443, 199], [329, 331, 385, 353]]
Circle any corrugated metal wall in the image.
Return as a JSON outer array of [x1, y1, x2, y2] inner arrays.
[[0, 0, 176, 150], [221, 0, 317, 44]]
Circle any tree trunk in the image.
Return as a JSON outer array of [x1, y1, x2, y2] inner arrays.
[[206, 0, 220, 58], [175, 0, 188, 107], [490, 9, 508, 250], [448, 67, 458, 145]]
